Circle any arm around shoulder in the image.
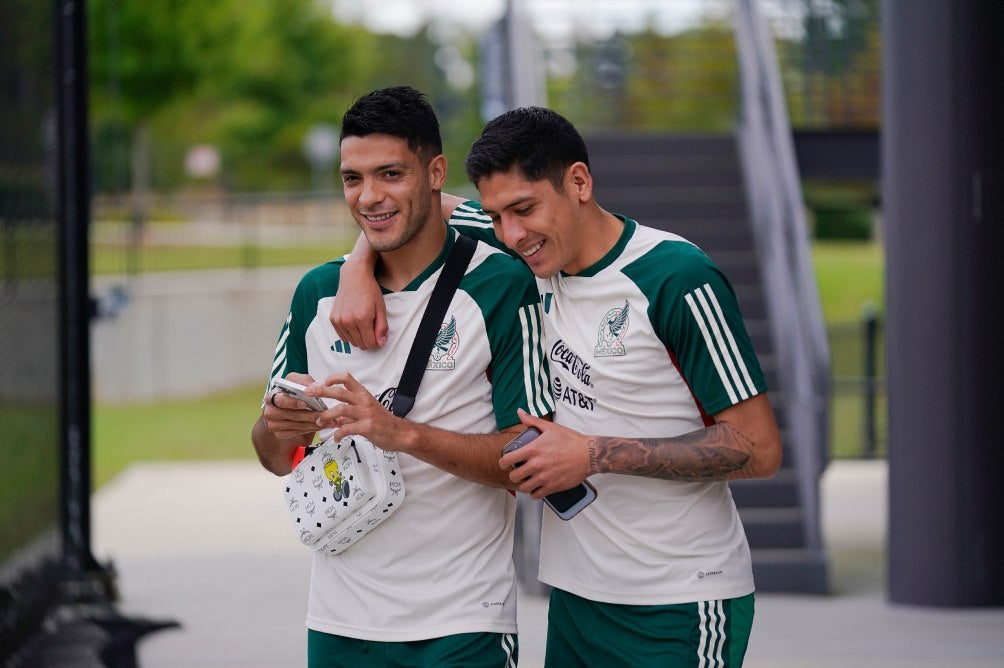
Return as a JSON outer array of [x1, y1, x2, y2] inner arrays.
[[330, 232, 387, 349], [441, 193, 467, 220]]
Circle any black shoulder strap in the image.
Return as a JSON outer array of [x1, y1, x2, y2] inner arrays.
[[390, 234, 477, 418]]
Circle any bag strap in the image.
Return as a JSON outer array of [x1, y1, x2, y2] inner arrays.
[[390, 234, 477, 418]]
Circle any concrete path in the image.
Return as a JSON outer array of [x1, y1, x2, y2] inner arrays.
[[91, 460, 1004, 667]]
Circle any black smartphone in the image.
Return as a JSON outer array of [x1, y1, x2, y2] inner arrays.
[[501, 427, 597, 520]]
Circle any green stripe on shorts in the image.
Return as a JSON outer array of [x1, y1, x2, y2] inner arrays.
[[307, 629, 517, 668], [545, 588, 754, 667]]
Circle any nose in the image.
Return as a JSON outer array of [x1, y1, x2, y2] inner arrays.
[[357, 177, 383, 209], [496, 214, 527, 251]]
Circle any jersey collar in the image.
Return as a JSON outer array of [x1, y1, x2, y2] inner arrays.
[[562, 214, 636, 278], [393, 225, 458, 293]]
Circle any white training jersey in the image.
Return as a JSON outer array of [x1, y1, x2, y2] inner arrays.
[[266, 226, 553, 640], [452, 204, 766, 606]]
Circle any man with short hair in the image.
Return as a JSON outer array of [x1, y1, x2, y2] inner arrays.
[[332, 105, 782, 667], [252, 87, 552, 668]]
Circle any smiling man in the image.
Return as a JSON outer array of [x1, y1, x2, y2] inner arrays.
[[251, 87, 552, 668], [331, 106, 783, 667]]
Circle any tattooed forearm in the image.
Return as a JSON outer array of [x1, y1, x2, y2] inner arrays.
[[589, 421, 757, 481]]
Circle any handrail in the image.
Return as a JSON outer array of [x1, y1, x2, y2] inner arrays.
[[733, 0, 831, 556]]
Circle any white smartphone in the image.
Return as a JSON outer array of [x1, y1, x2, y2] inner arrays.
[[273, 378, 328, 412], [501, 427, 598, 520]]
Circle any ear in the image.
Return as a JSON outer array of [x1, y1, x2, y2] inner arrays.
[[565, 162, 593, 203], [428, 154, 448, 191]]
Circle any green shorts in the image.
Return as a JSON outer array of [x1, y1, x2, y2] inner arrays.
[[545, 588, 754, 667], [307, 629, 517, 668]]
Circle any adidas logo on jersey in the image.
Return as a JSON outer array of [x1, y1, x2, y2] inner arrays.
[[331, 340, 352, 354]]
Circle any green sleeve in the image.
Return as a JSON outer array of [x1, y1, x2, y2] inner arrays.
[[266, 260, 342, 391], [448, 200, 521, 259], [622, 241, 766, 415], [461, 252, 553, 429]]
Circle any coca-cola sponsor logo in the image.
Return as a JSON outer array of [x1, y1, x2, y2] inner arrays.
[[549, 340, 593, 387]]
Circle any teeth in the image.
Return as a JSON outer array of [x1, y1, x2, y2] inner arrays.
[[366, 212, 394, 222], [522, 241, 543, 257]]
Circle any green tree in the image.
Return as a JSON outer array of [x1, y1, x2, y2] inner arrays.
[[88, 0, 382, 192], [776, 0, 881, 128], [548, 25, 738, 133]]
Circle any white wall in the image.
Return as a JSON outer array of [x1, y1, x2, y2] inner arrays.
[[91, 267, 309, 403]]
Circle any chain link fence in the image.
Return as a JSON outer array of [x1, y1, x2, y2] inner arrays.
[[0, 179, 63, 666]]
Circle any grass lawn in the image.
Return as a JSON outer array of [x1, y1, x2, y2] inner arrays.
[[812, 239, 884, 322], [92, 239, 886, 488], [92, 383, 265, 489], [812, 239, 885, 458]]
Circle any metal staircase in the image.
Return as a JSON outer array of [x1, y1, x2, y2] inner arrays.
[[585, 132, 828, 593]]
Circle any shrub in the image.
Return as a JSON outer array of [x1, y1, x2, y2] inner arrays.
[[812, 205, 873, 240]]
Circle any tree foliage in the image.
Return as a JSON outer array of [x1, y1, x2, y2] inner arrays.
[[776, 0, 881, 128], [548, 24, 738, 133], [85, 1, 881, 193], [87, 0, 479, 192]]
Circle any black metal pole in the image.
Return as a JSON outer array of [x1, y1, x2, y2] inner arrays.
[[862, 304, 877, 459], [57, 0, 112, 600]]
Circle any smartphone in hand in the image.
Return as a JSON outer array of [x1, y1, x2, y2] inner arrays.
[[273, 378, 328, 412], [501, 427, 597, 520]]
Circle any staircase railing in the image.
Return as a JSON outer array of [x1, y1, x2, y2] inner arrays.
[[733, 0, 831, 561]]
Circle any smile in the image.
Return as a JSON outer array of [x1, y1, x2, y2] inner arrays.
[[364, 212, 395, 222], [522, 241, 543, 257]]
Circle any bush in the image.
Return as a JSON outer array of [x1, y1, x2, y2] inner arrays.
[[812, 205, 873, 240]]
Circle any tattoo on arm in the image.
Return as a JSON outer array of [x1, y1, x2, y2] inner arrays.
[[590, 421, 756, 481]]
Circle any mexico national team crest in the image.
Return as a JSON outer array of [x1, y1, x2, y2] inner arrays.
[[594, 300, 629, 357], [428, 315, 459, 370]]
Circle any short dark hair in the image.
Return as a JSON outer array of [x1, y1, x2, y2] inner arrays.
[[465, 107, 590, 190], [340, 86, 443, 160]]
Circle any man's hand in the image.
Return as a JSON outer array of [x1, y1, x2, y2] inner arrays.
[[499, 409, 592, 500], [262, 372, 323, 442], [308, 373, 525, 488], [310, 372, 413, 452], [253, 372, 320, 476], [329, 193, 465, 349]]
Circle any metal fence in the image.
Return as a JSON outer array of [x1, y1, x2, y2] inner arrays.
[[91, 192, 361, 275], [827, 309, 885, 459], [0, 0, 64, 659]]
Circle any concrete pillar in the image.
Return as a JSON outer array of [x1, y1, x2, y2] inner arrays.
[[883, 0, 1004, 606]]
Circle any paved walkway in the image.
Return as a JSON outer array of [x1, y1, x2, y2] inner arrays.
[[91, 460, 1004, 667]]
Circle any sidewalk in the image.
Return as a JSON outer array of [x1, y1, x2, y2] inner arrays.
[[92, 460, 1004, 667]]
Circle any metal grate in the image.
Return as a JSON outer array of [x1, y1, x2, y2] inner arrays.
[[0, 0, 63, 656]]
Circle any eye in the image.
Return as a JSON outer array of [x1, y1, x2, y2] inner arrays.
[[515, 205, 534, 217], [341, 174, 358, 186]]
